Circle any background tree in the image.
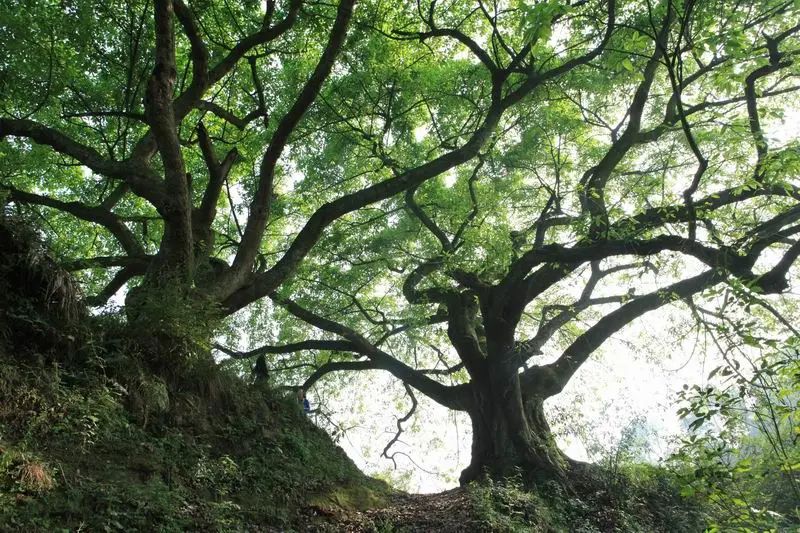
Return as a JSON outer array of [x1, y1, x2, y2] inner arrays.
[[218, 0, 800, 485]]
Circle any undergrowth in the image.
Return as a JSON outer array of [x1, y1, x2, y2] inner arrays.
[[467, 467, 706, 533], [0, 343, 388, 531], [0, 218, 388, 531], [0, 338, 384, 531]]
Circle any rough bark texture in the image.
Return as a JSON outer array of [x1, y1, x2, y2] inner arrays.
[[460, 364, 568, 485]]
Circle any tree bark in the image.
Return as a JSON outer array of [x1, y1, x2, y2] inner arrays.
[[460, 364, 568, 486]]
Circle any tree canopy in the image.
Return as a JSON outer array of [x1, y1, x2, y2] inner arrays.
[[2, 0, 799, 484]]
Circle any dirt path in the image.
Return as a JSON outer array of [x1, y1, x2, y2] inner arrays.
[[303, 488, 488, 532]]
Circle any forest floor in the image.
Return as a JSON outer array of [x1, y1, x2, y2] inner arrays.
[[304, 488, 484, 532]]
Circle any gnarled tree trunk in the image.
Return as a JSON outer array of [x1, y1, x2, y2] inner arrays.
[[460, 365, 569, 485]]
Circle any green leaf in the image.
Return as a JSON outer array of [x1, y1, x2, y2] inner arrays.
[[621, 58, 635, 72]]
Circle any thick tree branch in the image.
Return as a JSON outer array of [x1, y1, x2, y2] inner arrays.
[[392, 27, 498, 76], [85, 263, 148, 307], [194, 122, 239, 259], [537, 269, 723, 395], [530, 231, 800, 395], [0, 118, 163, 204], [406, 186, 451, 251], [302, 359, 378, 390], [145, 0, 193, 279], [507, 182, 800, 319], [99, 183, 130, 210], [226, 0, 357, 284], [445, 292, 487, 376], [172, 0, 209, 106], [504, 235, 750, 282], [196, 100, 262, 130], [578, 11, 670, 240], [214, 339, 365, 359], [271, 293, 468, 409], [402, 257, 451, 304]]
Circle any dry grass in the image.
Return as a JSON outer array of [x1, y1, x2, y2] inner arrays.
[[17, 460, 55, 492]]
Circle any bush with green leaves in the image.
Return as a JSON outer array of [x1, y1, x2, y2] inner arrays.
[[670, 340, 800, 531], [467, 466, 704, 533]]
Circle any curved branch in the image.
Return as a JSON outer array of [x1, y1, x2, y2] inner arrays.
[[271, 293, 469, 410], [196, 100, 261, 130], [228, 0, 357, 282], [214, 339, 365, 359], [502, 184, 800, 333], [508, 183, 800, 298], [501, 0, 617, 108], [194, 122, 239, 256], [302, 359, 379, 390], [579, 10, 670, 240], [382, 383, 418, 469], [406, 186, 451, 251], [198, 0, 301, 100], [0, 118, 162, 204], [392, 27, 498, 76], [518, 262, 649, 360], [445, 291, 486, 375], [5, 186, 144, 256], [535, 269, 723, 395], [506, 235, 750, 280], [660, 5, 708, 241], [402, 257, 451, 304], [172, 0, 209, 103], [85, 263, 147, 307], [529, 233, 800, 396]]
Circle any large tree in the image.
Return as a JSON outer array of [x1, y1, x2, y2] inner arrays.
[[220, 0, 800, 484], [2, 0, 800, 484]]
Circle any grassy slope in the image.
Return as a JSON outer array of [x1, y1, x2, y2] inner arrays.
[[0, 356, 389, 531], [0, 220, 388, 531]]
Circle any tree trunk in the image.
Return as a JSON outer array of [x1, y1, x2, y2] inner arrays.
[[459, 366, 569, 485]]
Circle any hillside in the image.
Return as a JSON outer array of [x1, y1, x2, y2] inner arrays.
[[0, 219, 391, 531]]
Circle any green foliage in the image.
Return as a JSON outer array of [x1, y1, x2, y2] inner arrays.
[[670, 340, 800, 531], [467, 467, 704, 532], [469, 474, 544, 531]]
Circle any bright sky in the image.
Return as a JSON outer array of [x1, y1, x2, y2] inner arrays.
[[311, 300, 723, 493]]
